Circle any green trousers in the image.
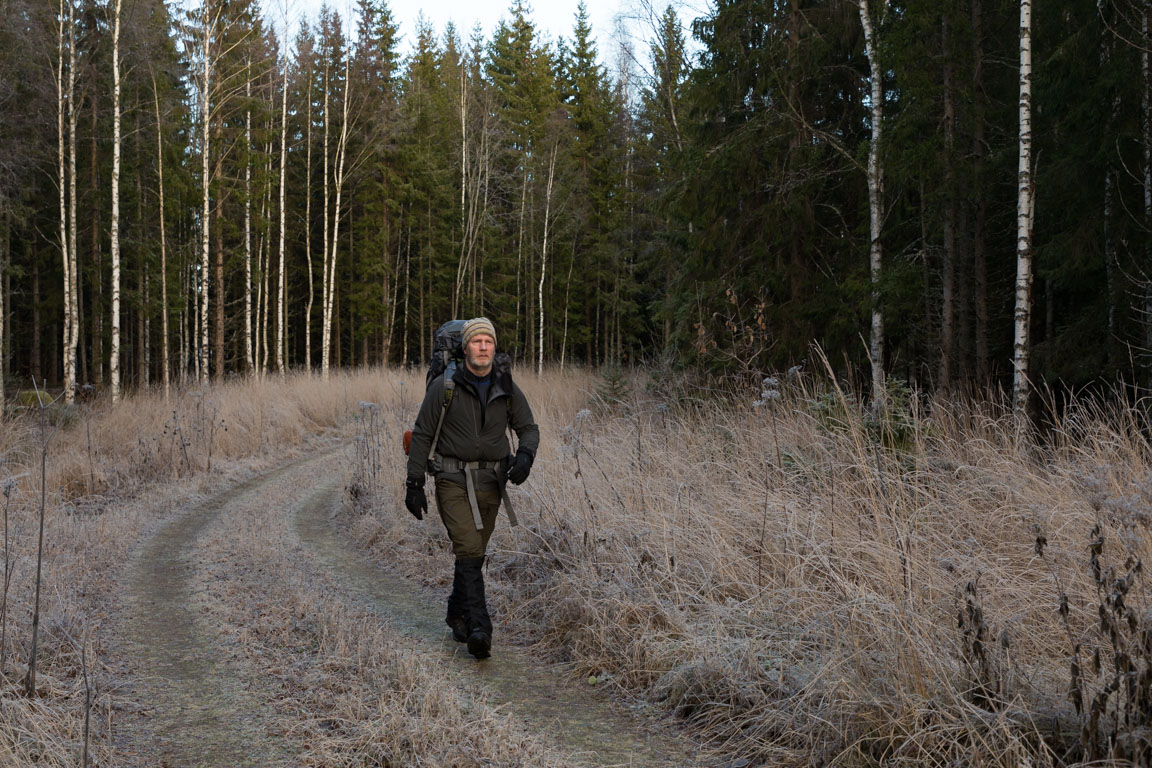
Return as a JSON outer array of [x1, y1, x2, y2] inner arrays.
[[435, 476, 501, 558]]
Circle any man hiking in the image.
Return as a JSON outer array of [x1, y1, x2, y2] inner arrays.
[[404, 317, 539, 659]]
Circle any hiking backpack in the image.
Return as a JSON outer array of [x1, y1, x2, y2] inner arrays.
[[403, 320, 465, 458]]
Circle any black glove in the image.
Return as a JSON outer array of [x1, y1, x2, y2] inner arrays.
[[505, 449, 534, 485], [404, 478, 427, 520]]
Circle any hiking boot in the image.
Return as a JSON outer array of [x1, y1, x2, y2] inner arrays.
[[467, 628, 491, 659], [458, 556, 492, 659], [446, 560, 469, 643]]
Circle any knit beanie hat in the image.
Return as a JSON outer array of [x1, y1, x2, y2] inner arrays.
[[461, 317, 497, 348]]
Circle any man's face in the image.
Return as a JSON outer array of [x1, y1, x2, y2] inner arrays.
[[464, 333, 495, 374]]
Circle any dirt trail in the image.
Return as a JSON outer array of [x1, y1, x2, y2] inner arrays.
[[110, 446, 698, 767], [113, 452, 334, 766], [295, 484, 699, 767]]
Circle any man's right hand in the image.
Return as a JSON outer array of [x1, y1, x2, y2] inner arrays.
[[404, 479, 427, 520]]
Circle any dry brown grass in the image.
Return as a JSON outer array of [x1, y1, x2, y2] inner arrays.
[[348, 366, 1152, 767], [0, 370, 422, 765], [2, 364, 1150, 766]]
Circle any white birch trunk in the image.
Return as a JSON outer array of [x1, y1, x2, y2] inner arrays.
[[1012, 0, 1034, 418], [277, 53, 288, 375], [56, 0, 72, 400], [199, 2, 212, 385], [67, 1, 78, 394], [322, 56, 352, 380], [244, 65, 253, 375], [304, 65, 314, 372], [256, 212, 265, 376], [859, 0, 887, 405], [261, 188, 270, 377], [321, 58, 330, 373], [537, 143, 557, 375], [109, 0, 122, 403], [152, 76, 170, 401]]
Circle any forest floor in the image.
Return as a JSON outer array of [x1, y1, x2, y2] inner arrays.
[[101, 434, 704, 767]]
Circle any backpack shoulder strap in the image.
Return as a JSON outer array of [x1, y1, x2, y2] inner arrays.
[[428, 376, 455, 466]]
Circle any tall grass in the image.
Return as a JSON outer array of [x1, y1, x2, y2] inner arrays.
[[1, 364, 1149, 765], [0, 369, 420, 765], [350, 366, 1152, 766]]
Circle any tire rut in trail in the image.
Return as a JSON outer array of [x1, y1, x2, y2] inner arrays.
[[116, 447, 341, 767], [295, 485, 701, 768]]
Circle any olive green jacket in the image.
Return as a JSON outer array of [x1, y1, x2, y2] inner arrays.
[[406, 363, 539, 485]]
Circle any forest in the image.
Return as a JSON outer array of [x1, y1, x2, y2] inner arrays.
[[0, 0, 1144, 407]]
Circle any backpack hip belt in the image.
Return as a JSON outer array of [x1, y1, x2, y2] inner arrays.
[[436, 455, 519, 530]]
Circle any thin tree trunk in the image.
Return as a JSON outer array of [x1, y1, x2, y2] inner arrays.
[[256, 200, 265, 376], [137, 147, 146, 389], [1012, 0, 1034, 417], [972, 0, 989, 383], [560, 240, 574, 372], [67, 0, 78, 393], [32, 260, 40, 382], [199, 2, 211, 385], [538, 142, 557, 375], [515, 165, 527, 353], [152, 75, 170, 400], [455, 62, 467, 317], [385, 217, 402, 363], [213, 109, 224, 381], [420, 203, 427, 363], [109, 0, 122, 402], [57, 0, 73, 403], [305, 62, 314, 372], [245, 63, 253, 375], [941, 14, 956, 392], [859, 0, 888, 404], [321, 57, 330, 372], [277, 50, 288, 375], [90, 89, 102, 386], [402, 222, 410, 366], [261, 182, 270, 377], [322, 55, 351, 380], [1102, 29, 1119, 362]]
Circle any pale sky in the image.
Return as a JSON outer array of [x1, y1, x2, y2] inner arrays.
[[269, 0, 635, 59]]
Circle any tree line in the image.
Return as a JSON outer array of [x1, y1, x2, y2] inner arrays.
[[0, 0, 1146, 409]]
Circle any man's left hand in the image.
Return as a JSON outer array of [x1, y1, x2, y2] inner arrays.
[[505, 449, 533, 485]]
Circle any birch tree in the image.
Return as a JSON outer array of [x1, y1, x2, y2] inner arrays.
[[322, 53, 352, 380], [152, 75, 170, 400], [859, 0, 888, 404], [67, 0, 78, 396], [244, 60, 253, 375], [304, 52, 314, 371], [198, 1, 213, 384], [1012, 0, 1034, 417], [277, 42, 288, 375], [56, 0, 73, 403], [109, 0, 123, 403], [537, 140, 557, 375]]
